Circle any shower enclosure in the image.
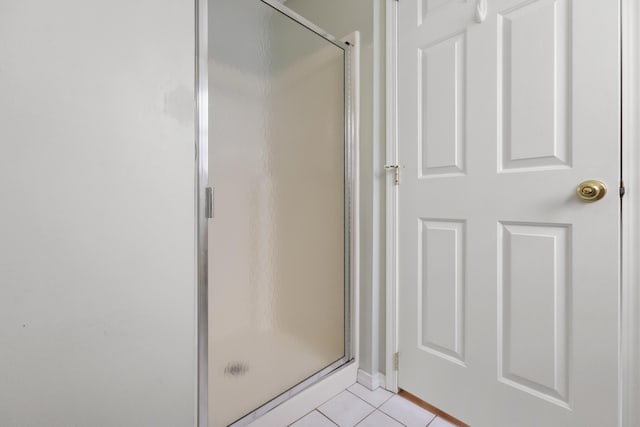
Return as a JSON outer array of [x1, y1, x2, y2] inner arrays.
[[200, 0, 355, 425]]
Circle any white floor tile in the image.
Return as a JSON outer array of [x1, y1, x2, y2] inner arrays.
[[428, 417, 457, 427], [290, 410, 337, 427], [347, 383, 394, 408], [356, 410, 404, 427], [379, 395, 436, 427], [318, 391, 376, 427]]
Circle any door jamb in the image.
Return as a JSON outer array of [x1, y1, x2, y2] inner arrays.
[[384, 2, 640, 425], [384, 0, 399, 393], [621, 0, 640, 425]]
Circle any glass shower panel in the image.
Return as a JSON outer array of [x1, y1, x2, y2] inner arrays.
[[208, 1, 347, 425]]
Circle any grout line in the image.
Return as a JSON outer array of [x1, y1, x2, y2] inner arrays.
[[288, 409, 319, 427], [344, 389, 378, 410], [346, 389, 382, 408], [427, 417, 456, 427], [380, 411, 410, 427], [319, 389, 349, 408], [295, 386, 448, 427], [353, 411, 375, 427], [376, 404, 410, 427], [354, 409, 406, 427], [317, 386, 441, 427], [316, 391, 375, 426], [288, 409, 314, 426], [317, 410, 340, 426], [346, 385, 396, 408], [353, 410, 370, 427], [377, 393, 395, 408], [377, 395, 436, 427], [328, 390, 376, 426]]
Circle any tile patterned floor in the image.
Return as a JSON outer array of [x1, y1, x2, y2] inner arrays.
[[289, 383, 458, 427]]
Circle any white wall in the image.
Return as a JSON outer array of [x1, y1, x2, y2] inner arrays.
[[285, 0, 388, 378], [0, 1, 196, 426]]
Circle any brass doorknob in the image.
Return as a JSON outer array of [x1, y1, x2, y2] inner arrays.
[[577, 180, 607, 202]]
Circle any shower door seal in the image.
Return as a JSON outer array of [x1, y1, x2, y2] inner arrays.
[[196, 0, 357, 425]]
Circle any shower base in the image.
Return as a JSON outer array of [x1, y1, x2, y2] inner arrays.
[[210, 329, 342, 426]]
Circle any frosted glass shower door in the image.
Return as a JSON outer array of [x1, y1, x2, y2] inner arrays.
[[208, 0, 350, 425]]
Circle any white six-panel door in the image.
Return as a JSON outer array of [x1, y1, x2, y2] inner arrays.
[[397, 0, 620, 425]]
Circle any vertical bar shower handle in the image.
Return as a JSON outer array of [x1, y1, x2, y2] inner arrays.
[[475, 0, 488, 23]]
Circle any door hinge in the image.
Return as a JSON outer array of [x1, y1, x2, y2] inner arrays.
[[620, 180, 626, 198], [205, 187, 214, 218], [385, 165, 401, 185], [393, 352, 400, 371]]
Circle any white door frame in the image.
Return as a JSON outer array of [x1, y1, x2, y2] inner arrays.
[[620, 0, 640, 425], [384, 1, 640, 426], [384, 0, 399, 394]]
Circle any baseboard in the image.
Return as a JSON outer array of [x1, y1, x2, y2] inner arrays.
[[248, 362, 357, 427], [357, 369, 386, 391]]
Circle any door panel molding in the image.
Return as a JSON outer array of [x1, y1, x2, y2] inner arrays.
[[419, 219, 467, 365], [418, 31, 467, 178], [497, 0, 572, 173], [498, 222, 571, 408]]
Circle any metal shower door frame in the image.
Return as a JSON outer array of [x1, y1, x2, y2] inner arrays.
[[195, 0, 356, 425]]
